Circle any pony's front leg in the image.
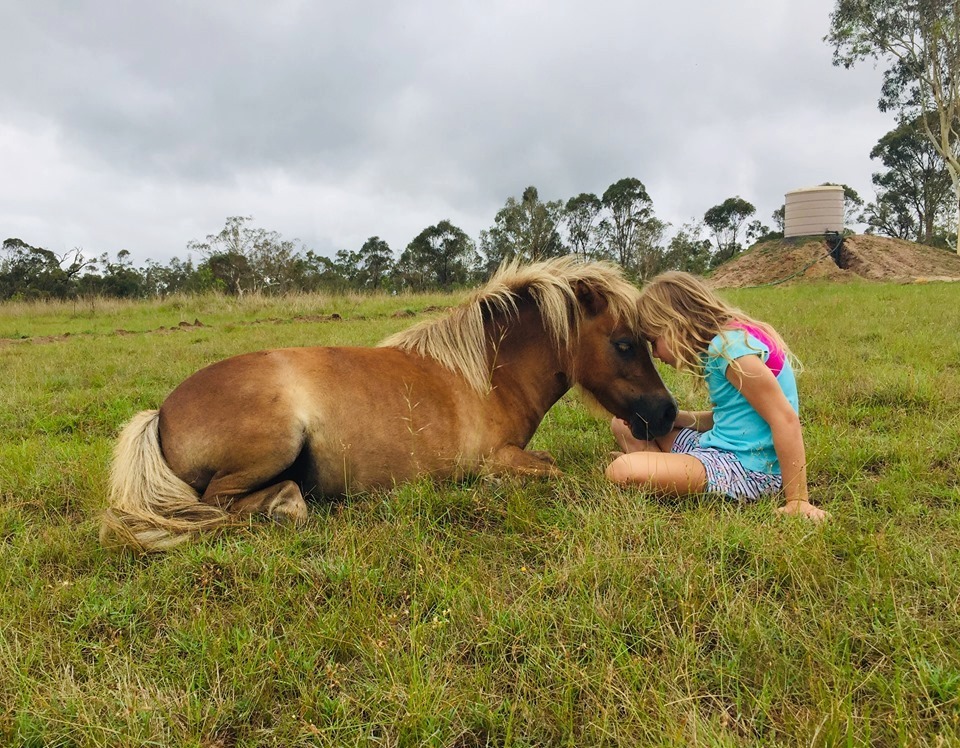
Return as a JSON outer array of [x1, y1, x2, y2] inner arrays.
[[484, 445, 563, 477]]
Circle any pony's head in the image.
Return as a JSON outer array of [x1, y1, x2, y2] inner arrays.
[[382, 256, 676, 439], [458, 257, 677, 439], [559, 262, 677, 440]]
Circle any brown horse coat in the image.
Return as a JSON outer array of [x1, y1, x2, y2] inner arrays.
[[102, 257, 676, 550]]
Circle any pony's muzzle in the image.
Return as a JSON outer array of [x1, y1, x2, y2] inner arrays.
[[628, 395, 678, 440]]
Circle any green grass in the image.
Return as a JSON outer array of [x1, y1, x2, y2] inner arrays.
[[1, 282, 959, 746]]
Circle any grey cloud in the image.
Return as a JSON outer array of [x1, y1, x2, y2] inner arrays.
[[0, 0, 892, 262]]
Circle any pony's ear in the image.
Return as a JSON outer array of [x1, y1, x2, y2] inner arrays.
[[574, 280, 609, 317]]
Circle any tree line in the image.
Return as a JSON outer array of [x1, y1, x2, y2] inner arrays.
[[0, 179, 773, 300], [2, 129, 953, 302], [3, 116, 955, 303]]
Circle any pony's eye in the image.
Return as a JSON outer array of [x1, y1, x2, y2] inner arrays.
[[614, 340, 633, 355]]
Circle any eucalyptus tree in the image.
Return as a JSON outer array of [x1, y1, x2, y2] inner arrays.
[[202, 251, 254, 296], [397, 220, 478, 291], [827, 0, 960, 251], [81, 249, 148, 298], [865, 115, 955, 244], [187, 215, 304, 294], [772, 206, 786, 234], [599, 178, 663, 278], [141, 256, 211, 296], [563, 192, 603, 261], [354, 236, 395, 290], [703, 196, 757, 265], [0, 237, 94, 300], [863, 190, 920, 239], [479, 186, 565, 273], [660, 221, 714, 275]]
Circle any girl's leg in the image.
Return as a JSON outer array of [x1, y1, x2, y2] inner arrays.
[[605, 451, 708, 495]]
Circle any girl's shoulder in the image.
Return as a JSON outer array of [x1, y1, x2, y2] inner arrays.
[[707, 321, 784, 375], [706, 326, 755, 356]]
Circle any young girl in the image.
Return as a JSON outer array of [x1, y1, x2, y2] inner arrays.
[[606, 271, 826, 521]]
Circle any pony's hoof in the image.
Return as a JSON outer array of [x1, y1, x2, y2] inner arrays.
[[268, 494, 308, 525], [526, 449, 557, 465]]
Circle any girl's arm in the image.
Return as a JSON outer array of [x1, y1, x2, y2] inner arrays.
[[674, 409, 713, 432], [725, 355, 827, 522]]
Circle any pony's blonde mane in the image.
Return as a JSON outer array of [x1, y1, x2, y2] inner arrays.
[[379, 256, 641, 393]]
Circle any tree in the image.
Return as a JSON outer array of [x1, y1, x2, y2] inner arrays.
[[0, 238, 94, 300], [279, 250, 353, 293], [827, 0, 960, 252], [659, 221, 714, 274], [202, 252, 254, 295], [599, 178, 653, 275], [141, 256, 218, 296], [864, 115, 955, 244], [703, 196, 757, 266], [563, 192, 603, 261], [772, 205, 786, 234], [397, 220, 477, 291], [80, 249, 147, 298], [631, 216, 669, 280], [187, 216, 305, 294], [863, 192, 919, 239], [479, 186, 565, 272], [746, 219, 773, 243], [354, 236, 395, 290]]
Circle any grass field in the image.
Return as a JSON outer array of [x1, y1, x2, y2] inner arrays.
[[1, 281, 959, 747]]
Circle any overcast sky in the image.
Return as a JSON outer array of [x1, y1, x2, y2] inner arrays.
[[1, 1, 892, 266]]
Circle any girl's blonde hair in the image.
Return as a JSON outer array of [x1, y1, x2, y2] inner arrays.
[[636, 271, 798, 376]]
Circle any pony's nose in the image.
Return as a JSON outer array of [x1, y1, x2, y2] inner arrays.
[[629, 394, 678, 440], [661, 399, 678, 428]]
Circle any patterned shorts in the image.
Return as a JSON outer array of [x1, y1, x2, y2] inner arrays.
[[671, 428, 782, 503]]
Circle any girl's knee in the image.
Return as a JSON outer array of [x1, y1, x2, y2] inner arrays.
[[605, 455, 634, 485]]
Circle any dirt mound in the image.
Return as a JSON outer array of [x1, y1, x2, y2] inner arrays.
[[710, 234, 960, 288]]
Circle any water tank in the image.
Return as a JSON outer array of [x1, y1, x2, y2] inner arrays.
[[784, 185, 844, 238]]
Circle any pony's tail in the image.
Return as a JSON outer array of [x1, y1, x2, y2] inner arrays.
[[100, 410, 233, 552]]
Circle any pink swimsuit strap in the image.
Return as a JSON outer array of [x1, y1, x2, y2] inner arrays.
[[728, 321, 784, 376]]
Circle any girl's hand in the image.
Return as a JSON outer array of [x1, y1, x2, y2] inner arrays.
[[776, 500, 829, 522]]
